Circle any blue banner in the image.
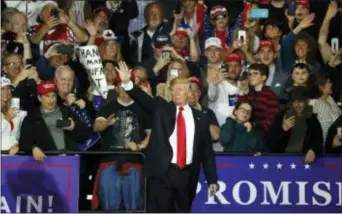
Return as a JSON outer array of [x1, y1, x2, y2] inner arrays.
[[70, 104, 101, 151], [192, 156, 342, 213], [1, 155, 80, 213]]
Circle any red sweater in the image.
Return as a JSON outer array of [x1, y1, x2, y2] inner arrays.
[[238, 86, 280, 136]]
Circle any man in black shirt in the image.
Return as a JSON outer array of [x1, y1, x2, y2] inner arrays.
[[92, 82, 151, 211]]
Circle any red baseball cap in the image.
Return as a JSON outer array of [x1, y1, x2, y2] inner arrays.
[[210, 5, 227, 19], [225, 53, 242, 63], [258, 40, 276, 52], [93, 7, 111, 18], [37, 81, 57, 95], [189, 76, 202, 90], [296, 0, 310, 9]]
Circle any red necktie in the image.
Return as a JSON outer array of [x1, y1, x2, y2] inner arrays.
[[177, 107, 187, 169]]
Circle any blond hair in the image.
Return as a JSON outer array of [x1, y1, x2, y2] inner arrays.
[[170, 77, 191, 87], [99, 40, 123, 62]]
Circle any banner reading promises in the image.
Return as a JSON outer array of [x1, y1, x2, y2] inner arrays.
[[1, 155, 79, 213], [192, 156, 342, 213]]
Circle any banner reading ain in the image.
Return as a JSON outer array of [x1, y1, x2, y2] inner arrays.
[[1, 155, 79, 213]]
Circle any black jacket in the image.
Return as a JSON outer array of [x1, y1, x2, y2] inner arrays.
[[129, 22, 172, 65], [325, 115, 342, 154], [12, 79, 40, 113], [265, 110, 323, 155], [125, 84, 217, 201], [19, 105, 90, 153]]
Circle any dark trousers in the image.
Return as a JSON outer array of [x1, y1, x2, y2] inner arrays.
[[147, 164, 192, 213]]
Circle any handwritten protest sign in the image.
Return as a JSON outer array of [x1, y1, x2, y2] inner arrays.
[[78, 45, 108, 99]]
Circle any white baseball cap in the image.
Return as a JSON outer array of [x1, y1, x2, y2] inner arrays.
[[102, 29, 118, 41], [1, 77, 14, 88], [205, 37, 222, 49]]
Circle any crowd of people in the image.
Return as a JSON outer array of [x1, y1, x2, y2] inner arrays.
[[1, 0, 342, 212]]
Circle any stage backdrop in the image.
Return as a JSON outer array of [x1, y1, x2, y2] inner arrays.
[[192, 155, 342, 213], [1, 155, 80, 213]]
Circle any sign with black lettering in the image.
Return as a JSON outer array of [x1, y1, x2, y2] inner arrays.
[[78, 46, 108, 99]]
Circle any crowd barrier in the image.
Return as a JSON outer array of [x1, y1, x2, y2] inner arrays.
[[1, 152, 341, 213]]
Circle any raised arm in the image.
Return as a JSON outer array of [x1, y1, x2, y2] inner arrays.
[[318, 1, 338, 63], [116, 61, 157, 113]]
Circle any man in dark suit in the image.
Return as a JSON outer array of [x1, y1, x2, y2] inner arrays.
[[116, 61, 218, 212]]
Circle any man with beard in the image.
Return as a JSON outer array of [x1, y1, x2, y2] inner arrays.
[[257, 40, 288, 97], [129, 2, 172, 64], [85, 7, 111, 46], [207, 53, 241, 126]]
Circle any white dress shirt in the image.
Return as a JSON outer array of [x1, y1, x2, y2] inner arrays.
[[265, 63, 276, 87], [121, 81, 196, 163], [1, 111, 27, 151], [169, 105, 195, 165]]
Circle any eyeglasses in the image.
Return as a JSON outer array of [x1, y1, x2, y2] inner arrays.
[[238, 107, 252, 115], [5, 62, 23, 67], [214, 14, 227, 21], [248, 72, 261, 77]]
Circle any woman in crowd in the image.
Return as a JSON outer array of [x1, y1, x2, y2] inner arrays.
[[99, 34, 123, 62], [156, 58, 190, 102], [220, 101, 263, 152], [281, 14, 321, 74], [1, 77, 26, 154], [309, 73, 341, 145]]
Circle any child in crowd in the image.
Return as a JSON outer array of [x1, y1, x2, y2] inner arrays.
[[238, 63, 280, 137]]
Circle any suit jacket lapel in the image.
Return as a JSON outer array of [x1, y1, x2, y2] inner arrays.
[[191, 107, 201, 157]]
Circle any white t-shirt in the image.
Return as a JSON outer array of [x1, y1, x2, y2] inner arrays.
[[208, 80, 239, 126]]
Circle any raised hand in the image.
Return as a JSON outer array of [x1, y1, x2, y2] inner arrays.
[[59, 9, 70, 25], [190, 22, 200, 39], [328, 49, 342, 67], [46, 16, 60, 29], [325, 1, 338, 20], [15, 32, 30, 45], [85, 19, 98, 37], [44, 43, 61, 59], [115, 61, 132, 84], [298, 13, 315, 30]]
